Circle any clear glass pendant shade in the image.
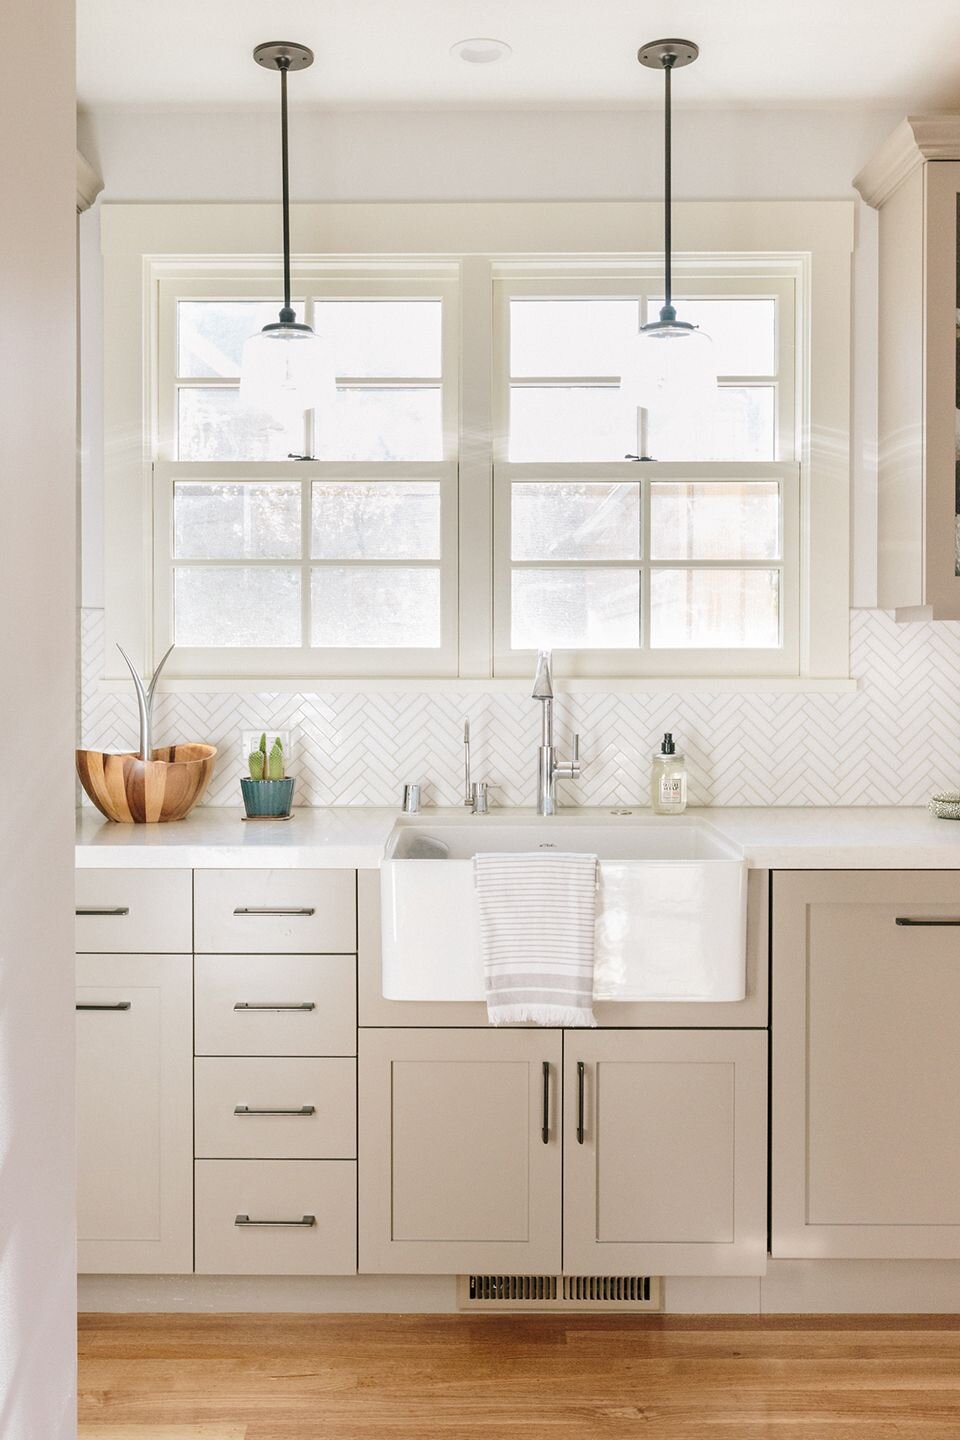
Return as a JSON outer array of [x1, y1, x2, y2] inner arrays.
[[620, 323, 718, 459], [239, 322, 336, 424]]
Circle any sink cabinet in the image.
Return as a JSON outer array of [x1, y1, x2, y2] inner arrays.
[[773, 871, 960, 1258], [358, 1028, 563, 1274], [358, 1027, 767, 1276], [564, 1030, 767, 1276]]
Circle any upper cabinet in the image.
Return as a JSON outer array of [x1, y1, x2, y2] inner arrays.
[[856, 118, 960, 618]]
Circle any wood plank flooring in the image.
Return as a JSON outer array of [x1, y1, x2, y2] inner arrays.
[[78, 1313, 960, 1439]]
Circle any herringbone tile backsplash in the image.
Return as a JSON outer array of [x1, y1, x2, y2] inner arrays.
[[79, 607, 959, 808]]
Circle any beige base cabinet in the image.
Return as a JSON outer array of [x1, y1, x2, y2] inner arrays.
[[76, 953, 193, 1274], [360, 1026, 767, 1277], [773, 871, 960, 1259], [359, 1029, 563, 1274], [564, 1030, 767, 1276]]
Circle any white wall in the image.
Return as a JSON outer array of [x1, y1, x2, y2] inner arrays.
[[0, 1, 77, 1436], [77, 105, 898, 203]]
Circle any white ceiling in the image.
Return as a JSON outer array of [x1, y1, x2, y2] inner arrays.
[[77, 0, 960, 111]]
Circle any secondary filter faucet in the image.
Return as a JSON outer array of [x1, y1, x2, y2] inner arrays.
[[532, 650, 582, 815]]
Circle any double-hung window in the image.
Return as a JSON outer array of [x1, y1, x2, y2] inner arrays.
[[154, 271, 459, 678], [151, 258, 801, 680], [492, 269, 799, 677]]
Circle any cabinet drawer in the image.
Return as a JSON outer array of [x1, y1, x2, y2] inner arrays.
[[76, 869, 192, 953], [195, 954, 356, 1057], [195, 870, 356, 953], [195, 1057, 356, 1160], [195, 1160, 356, 1275]]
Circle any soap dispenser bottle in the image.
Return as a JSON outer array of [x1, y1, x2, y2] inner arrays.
[[651, 732, 688, 815]]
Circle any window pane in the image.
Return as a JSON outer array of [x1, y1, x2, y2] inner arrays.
[[512, 483, 640, 561], [311, 567, 441, 647], [646, 385, 776, 462], [174, 567, 301, 647], [316, 300, 442, 377], [647, 298, 776, 376], [650, 569, 780, 648], [314, 387, 443, 461], [178, 301, 302, 378], [178, 388, 302, 461], [510, 300, 639, 377], [509, 387, 635, 462], [511, 569, 640, 649], [311, 482, 440, 560], [174, 482, 301, 560], [650, 482, 780, 561]]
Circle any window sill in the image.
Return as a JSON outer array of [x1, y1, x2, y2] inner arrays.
[[94, 674, 857, 696]]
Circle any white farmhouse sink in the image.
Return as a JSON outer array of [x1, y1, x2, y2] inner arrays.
[[379, 815, 747, 1004]]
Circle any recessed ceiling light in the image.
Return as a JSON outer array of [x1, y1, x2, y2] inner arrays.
[[451, 37, 512, 65]]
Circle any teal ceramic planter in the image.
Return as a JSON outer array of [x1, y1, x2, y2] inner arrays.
[[241, 777, 295, 818]]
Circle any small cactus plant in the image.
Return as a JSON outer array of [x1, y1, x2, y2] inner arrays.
[[248, 733, 285, 781]]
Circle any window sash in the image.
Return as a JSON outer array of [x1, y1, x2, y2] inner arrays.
[[153, 460, 460, 678], [492, 462, 801, 678]]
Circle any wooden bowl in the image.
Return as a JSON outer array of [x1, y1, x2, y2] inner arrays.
[[76, 743, 217, 823]]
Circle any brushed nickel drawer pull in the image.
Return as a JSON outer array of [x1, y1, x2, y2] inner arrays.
[[232, 906, 316, 916], [234, 1105, 315, 1117], [235, 1213, 316, 1228], [76, 1001, 132, 1011], [895, 917, 960, 927], [76, 906, 130, 917], [233, 1001, 316, 1012], [576, 1060, 586, 1145]]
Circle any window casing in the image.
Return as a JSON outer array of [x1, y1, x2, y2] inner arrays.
[[104, 200, 849, 687]]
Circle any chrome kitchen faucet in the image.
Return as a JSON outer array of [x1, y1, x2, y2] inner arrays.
[[532, 650, 582, 815]]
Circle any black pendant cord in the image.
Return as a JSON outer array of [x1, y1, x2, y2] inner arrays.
[[661, 54, 676, 325], [278, 56, 294, 324]]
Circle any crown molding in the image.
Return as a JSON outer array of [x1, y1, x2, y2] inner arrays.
[[854, 114, 960, 208], [76, 150, 103, 213]]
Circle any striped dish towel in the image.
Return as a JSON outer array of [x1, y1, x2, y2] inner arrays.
[[474, 852, 599, 1027]]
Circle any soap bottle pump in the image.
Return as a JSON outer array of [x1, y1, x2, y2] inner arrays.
[[651, 732, 688, 815]]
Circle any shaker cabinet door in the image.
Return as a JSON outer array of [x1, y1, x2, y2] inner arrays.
[[77, 953, 193, 1274], [773, 871, 960, 1258], [564, 1029, 767, 1276], [359, 1028, 562, 1274]]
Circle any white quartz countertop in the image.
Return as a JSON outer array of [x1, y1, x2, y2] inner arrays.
[[75, 805, 960, 870]]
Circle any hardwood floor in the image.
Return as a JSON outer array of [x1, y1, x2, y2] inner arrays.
[[78, 1313, 960, 1439]]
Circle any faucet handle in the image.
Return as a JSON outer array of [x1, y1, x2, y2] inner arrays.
[[573, 733, 581, 765]]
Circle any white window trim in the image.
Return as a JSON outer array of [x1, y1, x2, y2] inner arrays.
[[99, 200, 854, 687]]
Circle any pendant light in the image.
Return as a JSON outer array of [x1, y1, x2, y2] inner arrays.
[[239, 43, 335, 424], [620, 40, 717, 459]]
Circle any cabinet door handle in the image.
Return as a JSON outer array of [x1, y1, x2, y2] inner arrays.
[[232, 906, 315, 917], [76, 906, 130, 917], [233, 1001, 316, 1012], [233, 1105, 315, 1117], [576, 1060, 585, 1145], [895, 917, 960, 926], [235, 1213, 316, 1228], [541, 1061, 550, 1144], [76, 1002, 132, 1011]]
